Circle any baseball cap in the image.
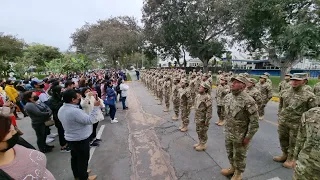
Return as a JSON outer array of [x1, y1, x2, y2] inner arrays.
[[290, 73, 308, 80]]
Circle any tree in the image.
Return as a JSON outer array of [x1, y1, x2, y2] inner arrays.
[[0, 34, 24, 77], [142, 0, 234, 72], [24, 44, 62, 67], [233, 0, 320, 79], [71, 16, 143, 68]]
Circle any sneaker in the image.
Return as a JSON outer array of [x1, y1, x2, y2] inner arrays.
[[111, 119, 119, 124], [90, 141, 100, 147], [60, 146, 71, 153], [114, 118, 118, 120], [47, 133, 58, 138], [46, 137, 55, 144]]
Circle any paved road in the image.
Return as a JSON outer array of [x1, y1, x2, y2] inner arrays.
[[16, 73, 294, 180]]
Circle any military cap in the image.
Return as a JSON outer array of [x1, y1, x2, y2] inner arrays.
[[264, 72, 270, 76], [192, 72, 196, 76], [260, 75, 268, 79], [285, 73, 293, 77], [231, 74, 249, 85], [290, 73, 308, 80], [200, 82, 211, 90], [218, 70, 222, 73], [243, 72, 249, 78], [174, 77, 180, 81], [248, 78, 258, 84]]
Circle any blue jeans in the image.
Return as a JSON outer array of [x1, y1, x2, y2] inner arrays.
[[109, 105, 116, 120], [121, 96, 127, 109]]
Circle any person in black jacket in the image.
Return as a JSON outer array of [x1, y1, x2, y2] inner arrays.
[[48, 85, 70, 152]]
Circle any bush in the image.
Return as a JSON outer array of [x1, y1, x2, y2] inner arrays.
[[126, 73, 132, 81]]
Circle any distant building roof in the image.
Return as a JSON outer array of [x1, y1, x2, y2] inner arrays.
[[221, 58, 269, 63]]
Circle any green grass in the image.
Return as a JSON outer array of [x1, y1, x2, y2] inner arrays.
[[32, 74, 48, 79], [212, 74, 319, 97]]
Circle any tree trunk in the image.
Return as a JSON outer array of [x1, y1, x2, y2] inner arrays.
[[182, 48, 187, 68], [280, 66, 291, 81], [203, 59, 209, 73], [174, 55, 182, 67]]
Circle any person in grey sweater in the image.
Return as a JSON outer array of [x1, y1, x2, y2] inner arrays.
[[24, 91, 53, 153], [58, 89, 100, 180]]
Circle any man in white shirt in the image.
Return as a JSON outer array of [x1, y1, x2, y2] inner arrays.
[[119, 80, 129, 110]]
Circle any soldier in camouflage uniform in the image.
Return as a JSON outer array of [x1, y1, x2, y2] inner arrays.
[[279, 74, 292, 93], [263, 72, 272, 86], [221, 75, 259, 180], [179, 79, 193, 132], [256, 75, 272, 120], [303, 77, 313, 92], [245, 78, 263, 115], [194, 72, 202, 93], [163, 75, 171, 112], [171, 77, 181, 120], [313, 74, 320, 95], [189, 72, 197, 108], [215, 77, 229, 126], [273, 73, 317, 168], [193, 82, 212, 151], [216, 70, 223, 85], [292, 107, 320, 180], [157, 74, 164, 105]]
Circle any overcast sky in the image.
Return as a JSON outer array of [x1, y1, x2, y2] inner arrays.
[[0, 0, 143, 51]]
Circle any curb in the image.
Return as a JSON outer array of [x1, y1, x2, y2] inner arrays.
[[212, 85, 280, 102]]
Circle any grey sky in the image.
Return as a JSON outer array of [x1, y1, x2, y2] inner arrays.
[[0, 0, 143, 51]]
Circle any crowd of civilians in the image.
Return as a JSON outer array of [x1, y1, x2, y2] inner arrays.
[[0, 69, 130, 180]]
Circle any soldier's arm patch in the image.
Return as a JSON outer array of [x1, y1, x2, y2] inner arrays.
[[247, 104, 257, 114]]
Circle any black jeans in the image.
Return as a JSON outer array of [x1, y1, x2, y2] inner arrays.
[[89, 122, 99, 141], [68, 138, 90, 180], [109, 105, 116, 120], [31, 123, 48, 151], [121, 96, 127, 109], [54, 119, 67, 147]]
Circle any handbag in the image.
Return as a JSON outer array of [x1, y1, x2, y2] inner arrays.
[[104, 96, 115, 105], [45, 116, 55, 126]]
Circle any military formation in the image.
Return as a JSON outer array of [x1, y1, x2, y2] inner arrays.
[[140, 69, 320, 180]]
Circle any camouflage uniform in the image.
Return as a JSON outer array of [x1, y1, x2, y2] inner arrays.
[[292, 107, 320, 180], [304, 84, 313, 92], [215, 80, 230, 125], [163, 76, 171, 111], [279, 80, 291, 93], [157, 75, 164, 105], [189, 73, 197, 107], [277, 74, 317, 164], [223, 75, 259, 176], [194, 82, 212, 151], [171, 78, 181, 120], [313, 82, 320, 96], [245, 78, 263, 113], [179, 79, 193, 131], [256, 75, 272, 119]]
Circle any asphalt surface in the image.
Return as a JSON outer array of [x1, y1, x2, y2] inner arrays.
[[16, 73, 294, 180]]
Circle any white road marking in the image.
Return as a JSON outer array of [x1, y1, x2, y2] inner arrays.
[[89, 125, 105, 163], [267, 177, 281, 180]]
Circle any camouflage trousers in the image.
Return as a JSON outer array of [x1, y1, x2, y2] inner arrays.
[[278, 120, 299, 160], [225, 135, 249, 173], [217, 105, 225, 121], [158, 90, 163, 103], [293, 160, 319, 180], [191, 92, 196, 106], [172, 98, 180, 116], [196, 122, 209, 144], [258, 102, 267, 116], [181, 107, 191, 125], [164, 94, 170, 108]]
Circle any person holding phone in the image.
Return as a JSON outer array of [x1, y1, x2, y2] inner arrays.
[[80, 88, 104, 147]]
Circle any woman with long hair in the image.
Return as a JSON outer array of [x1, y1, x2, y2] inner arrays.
[[0, 114, 55, 179], [48, 85, 70, 152]]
